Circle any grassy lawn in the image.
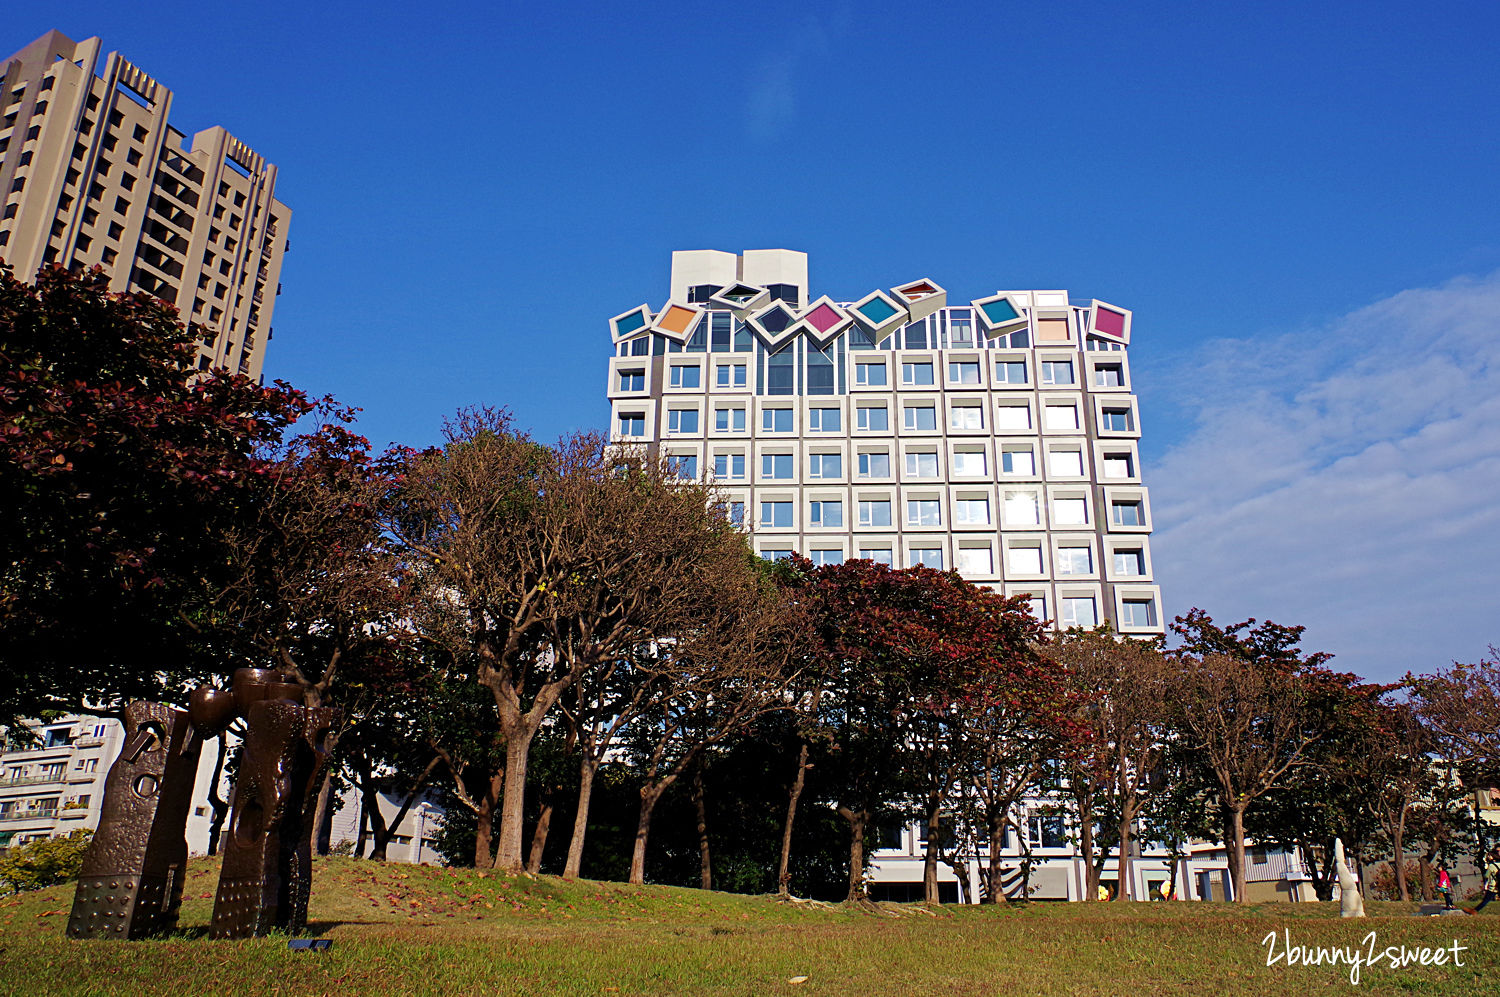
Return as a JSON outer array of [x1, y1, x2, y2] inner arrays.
[[2, 858, 1496, 995]]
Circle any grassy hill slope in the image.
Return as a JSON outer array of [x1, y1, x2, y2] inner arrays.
[[2, 857, 1497, 995]]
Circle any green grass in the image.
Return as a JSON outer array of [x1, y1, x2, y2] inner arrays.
[[2, 858, 1497, 995]]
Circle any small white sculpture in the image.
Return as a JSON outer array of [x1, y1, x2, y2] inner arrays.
[[1335, 838, 1365, 918]]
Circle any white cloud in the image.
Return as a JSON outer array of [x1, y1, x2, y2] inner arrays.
[[1148, 272, 1500, 681]]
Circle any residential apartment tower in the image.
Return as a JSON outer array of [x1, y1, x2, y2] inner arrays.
[[0, 30, 289, 378]]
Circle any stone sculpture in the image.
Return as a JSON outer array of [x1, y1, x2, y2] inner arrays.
[[66, 666, 339, 941], [1335, 837, 1366, 918]]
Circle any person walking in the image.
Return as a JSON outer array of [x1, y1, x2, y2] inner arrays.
[[1468, 848, 1499, 913]]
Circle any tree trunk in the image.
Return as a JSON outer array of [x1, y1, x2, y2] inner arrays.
[[692, 762, 711, 891], [1077, 793, 1099, 900], [984, 814, 1006, 904], [310, 767, 334, 856], [1393, 808, 1409, 902], [526, 799, 554, 875], [356, 801, 370, 858], [205, 736, 230, 856], [473, 770, 504, 869], [629, 783, 668, 885], [1166, 838, 1182, 900], [494, 720, 540, 871], [1227, 806, 1247, 903], [776, 741, 810, 897], [838, 805, 869, 902], [563, 757, 599, 879], [364, 776, 391, 861], [922, 793, 943, 903], [1116, 802, 1134, 902]]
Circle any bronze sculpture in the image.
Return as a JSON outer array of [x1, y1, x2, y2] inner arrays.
[[65, 702, 204, 939], [66, 667, 340, 941]]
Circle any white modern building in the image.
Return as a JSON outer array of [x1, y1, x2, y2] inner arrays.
[[607, 248, 1163, 635]]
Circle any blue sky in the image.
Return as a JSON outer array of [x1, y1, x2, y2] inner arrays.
[[10, 1, 1499, 680]]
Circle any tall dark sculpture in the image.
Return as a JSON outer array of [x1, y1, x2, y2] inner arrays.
[[66, 702, 204, 939], [209, 669, 339, 939], [66, 667, 339, 941]]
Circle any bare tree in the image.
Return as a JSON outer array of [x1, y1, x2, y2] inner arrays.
[[1173, 653, 1329, 903], [390, 411, 769, 872], [1410, 648, 1500, 767], [623, 575, 796, 885], [1050, 628, 1175, 901]]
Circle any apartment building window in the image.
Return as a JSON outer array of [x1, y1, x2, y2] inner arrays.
[[810, 549, 843, 567], [1004, 490, 1040, 525], [903, 405, 936, 431], [909, 547, 943, 569], [715, 407, 746, 432], [857, 405, 889, 431], [995, 359, 1027, 384], [1061, 597, 1098, 629], [858, 500, 892, 527], [907, 499, 941, 526], [1044, 404, 1080, 431], [75, 758, 99, 774], [1094, 363, 1124, 387], [1113, 548, 1145, 575], [809, 407, 841, 432], [667, 455, 698, 479], [948, 360, 981, 384], [761, 454, 793, 479], [40, 761, 66, 781], [995, 405, 1031, 430], [713, 453, 745, 480], [618, 412, 645, 437], [1056, 545, 1093, 575], [724, 501, 746, 526], [1041, 360, 1075, 385], [1001, 448, 1035, 475], [1102, 453, 1133, 479], [1049, 450, 1084, 477], [760, 502, 793, 528], [618, 369, 644, 391], [952, 449, 987, 476], [905, 451, 938, 478], [950, 404, 983, 430], [1121, 599, 1157, 628], [1054, 497, 1088, 525], [855, 361, 887, 386], [1111, 500, 1144, 526], [859, 548, 894, 566], [1026, 595, 1048, 622], [901, 361, 934, 386], [954, 499, 990, 525], [667, 409, 698, 433], [808, 453, 842, 479], [809, 500, 843, 528], [708, 312, 733, 351], [669, 364, 701, 388], [858, 452, 891, 478], [957, 547, 993, 574], [761, 548, 794, 562], [766, 346, 795, 394], [762, 408, 794, 432], [1101, 407, 1134, 432], [715, 362, 747, 387]]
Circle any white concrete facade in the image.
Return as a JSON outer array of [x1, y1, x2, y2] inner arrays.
[[608, 249, 1163, 636]]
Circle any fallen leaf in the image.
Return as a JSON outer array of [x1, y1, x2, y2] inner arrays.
[[789, 976, 809, 985]]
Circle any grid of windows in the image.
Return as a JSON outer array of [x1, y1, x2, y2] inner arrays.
[[608, 273, 1157, 632]]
